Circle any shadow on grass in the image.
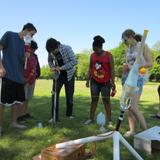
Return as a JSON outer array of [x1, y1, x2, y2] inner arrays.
[[0, 95, 160, 160]]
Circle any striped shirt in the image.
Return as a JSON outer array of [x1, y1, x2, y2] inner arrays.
[[48, 44, 77, 81]]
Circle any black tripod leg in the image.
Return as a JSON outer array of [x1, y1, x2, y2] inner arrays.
[[115, 109, 125, 131]]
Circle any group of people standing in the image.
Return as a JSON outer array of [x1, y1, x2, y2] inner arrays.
[[0, 23, 158, 138]]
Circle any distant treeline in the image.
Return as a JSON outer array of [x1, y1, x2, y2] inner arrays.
[[40, 42, 160, 82]]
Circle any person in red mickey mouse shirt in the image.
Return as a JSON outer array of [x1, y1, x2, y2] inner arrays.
[[85, 35, 116, 127]]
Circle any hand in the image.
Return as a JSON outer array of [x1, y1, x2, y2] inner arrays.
[[25, 52, 30, 58], [86, 81, 89, 88], [122, 63, 129, 74], [111, 82, 116, 90], [0, 67, 6, 78], [55, 66, 62, 72], [50, 67, 56, 72]]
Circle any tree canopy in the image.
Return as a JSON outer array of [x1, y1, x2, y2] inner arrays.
[[40, 41, 160, 81]]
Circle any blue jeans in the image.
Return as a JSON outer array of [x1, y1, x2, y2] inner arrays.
[[122, 74, 144, 95]]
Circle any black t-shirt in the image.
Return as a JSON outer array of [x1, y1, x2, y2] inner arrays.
[[55, 52, 67, 79]]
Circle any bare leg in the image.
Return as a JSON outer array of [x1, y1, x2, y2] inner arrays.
[[128, 94, 147, 132], [22, 100, 29, 115], [102, 97, 111, 122], [90, 97, 99, 120], [17, 100, 29, 118], [127, 110, 136, 132], [11, 103, 27, 128]]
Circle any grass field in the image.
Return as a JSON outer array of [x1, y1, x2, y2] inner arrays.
[[0, 80, 160, 160]]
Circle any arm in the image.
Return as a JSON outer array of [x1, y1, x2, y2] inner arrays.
[[36, 56, 41, 78], [0, 44, 3, 67], [0, 44, 6, 77], [0, 32, 9, 77], [143, 44, 153, 68], [86, 56, 92, 87], [109, 53, 116, 88], [48, 52, 56, 71], [60, 46, 77, 70]]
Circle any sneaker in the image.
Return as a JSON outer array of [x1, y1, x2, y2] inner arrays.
[[10, 123, 27, 129], [48, 118, 53, 123], [24, 113, 33, 119], [155, 115, 160, 119], [66, 115, 75, 119], [48, 118, 60, 123], [69, 115, 75, 119], [150, 114, 160, 119], [124, 131, 135, 138], [17, 115, 26, 122], [108, 121, 113, 128], [84, 119, 94, 125], [17, 114, 33, 122]]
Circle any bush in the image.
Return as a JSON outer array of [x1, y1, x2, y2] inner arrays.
[[40, 65, 53, 79]]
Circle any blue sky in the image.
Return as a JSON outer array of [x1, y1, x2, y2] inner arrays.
[[0, 0, 160, 66]]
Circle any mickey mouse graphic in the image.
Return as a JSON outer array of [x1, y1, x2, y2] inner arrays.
[[94, 61, 104, 78]]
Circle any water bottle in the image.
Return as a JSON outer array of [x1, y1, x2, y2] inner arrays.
[[111, 89, 117, 97], [37, 122, 43, 128]]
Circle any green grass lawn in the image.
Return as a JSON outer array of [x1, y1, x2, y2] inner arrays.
[[0, 80, 160, 160]]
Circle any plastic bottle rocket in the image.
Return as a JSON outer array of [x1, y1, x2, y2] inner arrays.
[[37, 122, 43, 128], [24, 34, 32, 69], [96, 112, 106, 133]]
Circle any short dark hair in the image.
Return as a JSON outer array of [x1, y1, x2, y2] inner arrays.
[[134, 34, 142, 42], [31, 41, 38, 50], [122, 29, 135, 40], [92, 35, 105, 48], [22, 23, 37, 32], [46, 38, 60, 53]]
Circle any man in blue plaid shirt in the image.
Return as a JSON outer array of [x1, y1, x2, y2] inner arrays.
[[46, 38, 77, 122]]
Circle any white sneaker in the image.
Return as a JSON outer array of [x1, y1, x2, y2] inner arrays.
[[124, 131, 135, 138], [108, 121, 113, 128], [69, 116, 74, 119], [84, 119, 93, 125], [48, 118, 53, 123], [10, 123, 27, 129]]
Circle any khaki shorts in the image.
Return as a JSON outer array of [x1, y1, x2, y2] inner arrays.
[[24, 83, 35, 100]]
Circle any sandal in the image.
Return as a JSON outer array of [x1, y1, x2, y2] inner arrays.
[[124, 131, 135, 138]]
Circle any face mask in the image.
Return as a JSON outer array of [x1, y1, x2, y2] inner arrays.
[[24, 33, 33, 45]]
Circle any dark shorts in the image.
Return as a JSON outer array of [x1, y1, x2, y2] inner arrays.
[[90, 79, 111, 99], [0, 78, 25, 105]]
